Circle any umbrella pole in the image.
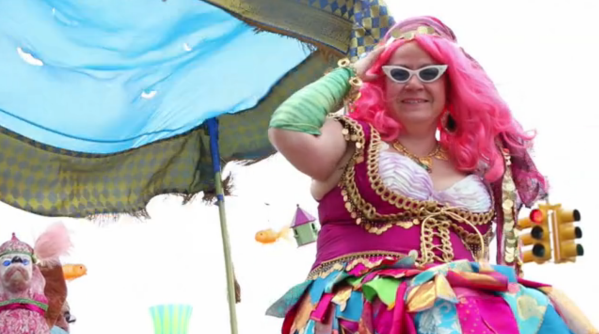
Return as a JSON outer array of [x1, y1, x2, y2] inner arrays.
[[207, 118, 239, 334]]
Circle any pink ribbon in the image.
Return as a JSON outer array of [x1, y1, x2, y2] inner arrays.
[[390, 281, 417, 334]]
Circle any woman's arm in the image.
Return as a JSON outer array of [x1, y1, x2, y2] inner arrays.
[[269, 119, 348, 181], [268, 64, 355, 181], [268, 49, 384, 181]]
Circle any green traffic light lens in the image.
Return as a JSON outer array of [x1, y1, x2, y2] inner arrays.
[[532, 244, 545, 257], [576, 244, 584, 256]]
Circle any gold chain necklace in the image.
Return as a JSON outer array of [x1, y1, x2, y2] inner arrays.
[[392, 141, 449, 173]]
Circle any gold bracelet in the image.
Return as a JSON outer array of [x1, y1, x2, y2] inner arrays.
[[337, 58, 363, 111], [337, 58, 356, 75]]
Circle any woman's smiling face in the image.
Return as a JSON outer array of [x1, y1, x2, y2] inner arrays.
[[383, 41, 448, 128]]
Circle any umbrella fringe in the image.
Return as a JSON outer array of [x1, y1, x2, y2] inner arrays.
[[83, 174, 235, 222], [85, 210, 150, 224], [224, 11, 342, 62], [232, 152, 277, 167], [162, 1, 346, 60], [191, 172, 235, 205]]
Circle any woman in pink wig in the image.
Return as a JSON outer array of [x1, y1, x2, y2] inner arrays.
[[266, 15, 596, 334]]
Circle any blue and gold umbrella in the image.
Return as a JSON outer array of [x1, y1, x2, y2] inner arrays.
[[0, 1, 394, 333]]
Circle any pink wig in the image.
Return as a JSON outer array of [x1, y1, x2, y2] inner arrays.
[[349, 17, 545, 187]]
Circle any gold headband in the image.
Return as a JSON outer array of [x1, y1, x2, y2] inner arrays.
[[385, 26, 439, 46]]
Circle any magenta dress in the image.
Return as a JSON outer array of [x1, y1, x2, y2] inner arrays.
[[266, 116, 596, 334]]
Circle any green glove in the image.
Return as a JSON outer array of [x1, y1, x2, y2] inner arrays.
[[269, 66, 354, 135]]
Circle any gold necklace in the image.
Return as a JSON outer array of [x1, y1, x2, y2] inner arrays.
[[392, 141, 449, 173]]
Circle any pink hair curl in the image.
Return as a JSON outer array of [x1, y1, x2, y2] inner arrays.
[[349, 34, 537, 183]]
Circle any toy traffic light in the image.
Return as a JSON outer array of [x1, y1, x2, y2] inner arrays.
[[519, 205, 551, 264], [552, 205, 584, 263]]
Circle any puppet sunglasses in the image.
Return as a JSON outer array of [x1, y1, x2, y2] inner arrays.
[[381, 64, 448, 84]]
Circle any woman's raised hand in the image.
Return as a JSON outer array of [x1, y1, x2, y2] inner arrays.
[[352, 46, 385, 82]]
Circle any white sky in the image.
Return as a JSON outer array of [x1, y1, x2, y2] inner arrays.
[[2, 1, 598, 333]]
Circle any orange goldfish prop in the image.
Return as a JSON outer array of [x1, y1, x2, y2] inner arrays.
[[255, 225, 293, 244], [62, 264, 87, 281]]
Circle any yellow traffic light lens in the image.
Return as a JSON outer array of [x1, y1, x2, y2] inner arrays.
[[573, 209, 581, 221], [530, 226, 544, 239], [574, 226, 582, 238], [530, 209, 544, 223]]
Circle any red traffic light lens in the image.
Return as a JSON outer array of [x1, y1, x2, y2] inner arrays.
[[530, 209, 544, 224]]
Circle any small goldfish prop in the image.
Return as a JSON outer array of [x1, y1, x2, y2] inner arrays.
[[62, 264, 87, 281], [255, 225, 292, 244]]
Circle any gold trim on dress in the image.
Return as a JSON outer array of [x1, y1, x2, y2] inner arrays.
[[307, 250, 409, 280], [332, 115, 495, 226], [497, 142, 524, 274], [327, 115, 495, 265]]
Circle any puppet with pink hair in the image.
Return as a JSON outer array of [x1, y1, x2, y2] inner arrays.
[[0, 223, 72, 334], [266, 15, 596, 334]]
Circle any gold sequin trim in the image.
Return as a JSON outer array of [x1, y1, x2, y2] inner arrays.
[[329, 114, 365, 164], [332, 115, 495, 229], [334, 116, 495, 228], [420, 219, 454, 263], [415, 210, 494, 265], [306, 250, 408, 280], [498, 143, 521, 268], [326, 115, 496, 266], [459, 226, 495, 261]]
